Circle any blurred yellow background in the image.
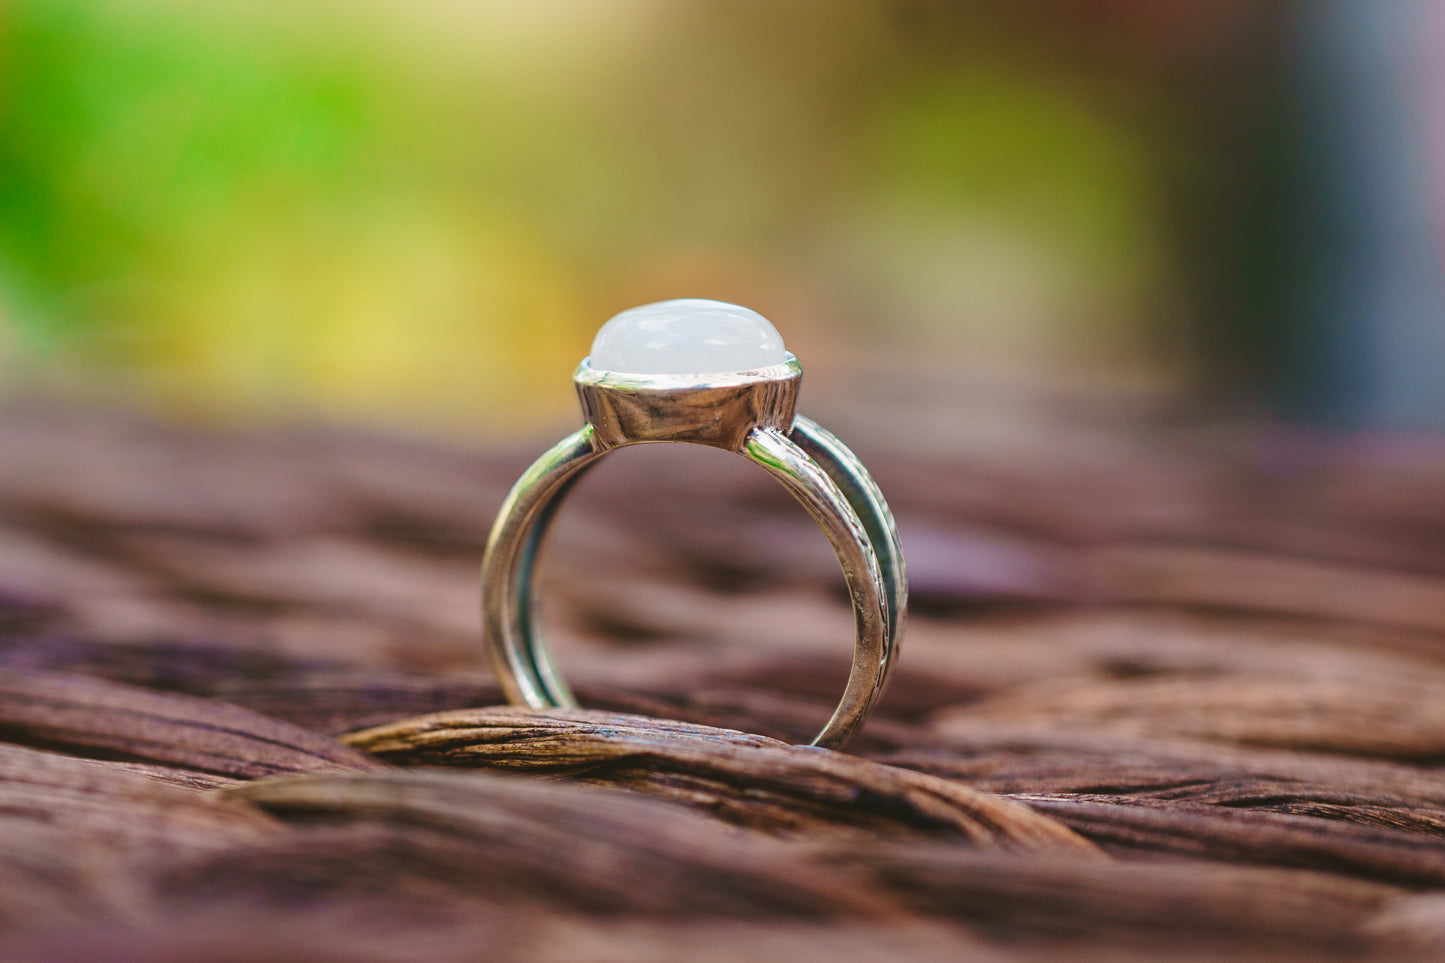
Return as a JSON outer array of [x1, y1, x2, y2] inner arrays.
[[2, 0, 1441, 435]]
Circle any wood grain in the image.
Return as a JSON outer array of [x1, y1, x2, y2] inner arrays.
[[4, 406, 1445, 959], [0, 669, 381, 777], [344, 707, 1094, 849]]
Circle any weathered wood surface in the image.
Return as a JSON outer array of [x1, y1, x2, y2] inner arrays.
[[3, 405, 1445, 959]]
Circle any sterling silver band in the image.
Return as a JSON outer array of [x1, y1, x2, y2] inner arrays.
[[481, 354, 906, 749]]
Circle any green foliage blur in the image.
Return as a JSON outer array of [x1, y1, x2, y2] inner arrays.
[[0, 0, 1217, 433]]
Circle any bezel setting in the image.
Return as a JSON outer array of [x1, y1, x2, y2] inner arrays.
[[574, 353, 802, 451]]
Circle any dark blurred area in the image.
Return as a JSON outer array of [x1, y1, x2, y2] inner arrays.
[[0, 0, 1442, 436]]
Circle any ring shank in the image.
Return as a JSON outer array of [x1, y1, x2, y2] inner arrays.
[[481, 419, 904, 749], [481, 426, 600, 708]]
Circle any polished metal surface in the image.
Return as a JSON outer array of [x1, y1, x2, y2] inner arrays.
[[481, 353, 906, 749]]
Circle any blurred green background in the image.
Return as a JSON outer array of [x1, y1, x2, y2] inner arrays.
[[2, 0, 1439, 435]]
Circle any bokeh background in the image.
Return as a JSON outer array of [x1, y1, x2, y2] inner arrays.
[[1, 0, 1442, 438]]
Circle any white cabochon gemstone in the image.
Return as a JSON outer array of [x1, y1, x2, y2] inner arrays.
[[589, 299, 787, 375]]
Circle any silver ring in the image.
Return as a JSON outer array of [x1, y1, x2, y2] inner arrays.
[[480, 300, 906, 748]]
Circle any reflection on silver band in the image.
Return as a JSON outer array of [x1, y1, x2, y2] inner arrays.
[[481, 355, 906, 750]]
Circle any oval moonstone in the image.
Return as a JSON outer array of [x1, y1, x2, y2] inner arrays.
[[589, 299, 788, 375]]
